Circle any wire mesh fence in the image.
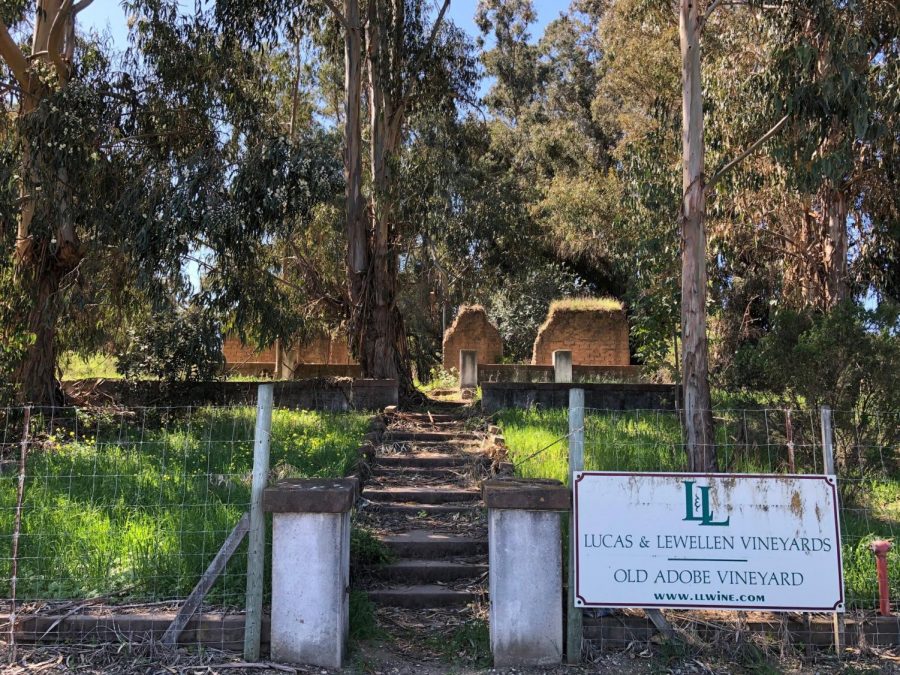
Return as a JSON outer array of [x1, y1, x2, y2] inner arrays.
[[0, 404, 369, 651], [497, 403, 900, 649]]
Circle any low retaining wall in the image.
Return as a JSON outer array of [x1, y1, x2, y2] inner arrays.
[[583, 612, 898, 650], [481, 382, 677, 413], [226, 362, 275, 377], [62, 378, 398, 411], [289, 364, 364, 379], [478, 364, 645, 384], [10, 609, 898, 652]]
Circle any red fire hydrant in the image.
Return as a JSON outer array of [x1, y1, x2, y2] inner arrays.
[[869, 539, 893, 616]]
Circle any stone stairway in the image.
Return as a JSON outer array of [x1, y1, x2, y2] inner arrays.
[[356, 410, 491, 612]]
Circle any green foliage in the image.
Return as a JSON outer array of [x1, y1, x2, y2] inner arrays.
[[1, 6, 346, 400], [728, 302, 900, 411], [349, 590, 384, 641], [60, 352, 120, 380], [116, 306, 224, 383], [487, 263, 587, 361], [0, 268, 32, 404], [350, 527, 394, 570], [416, 366, 459, 391], [1, 0, 896, 407]]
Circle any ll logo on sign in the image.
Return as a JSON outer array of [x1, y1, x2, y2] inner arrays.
[[682, 481, 730, 527]]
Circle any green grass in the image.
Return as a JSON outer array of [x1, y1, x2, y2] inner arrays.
[[60, 352, 121, 379], [423, 620, 490, 667], [415, 366, 459, 393], [497, 406, 900, 612], [349, 590, 384, 641], [0, 407, 368, 604], [497, 407, 685, 482], [59, 351, 278, 382]]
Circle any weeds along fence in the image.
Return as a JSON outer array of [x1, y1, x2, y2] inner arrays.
[[498, 404, 900, 644], [0, 403, 368, 649]]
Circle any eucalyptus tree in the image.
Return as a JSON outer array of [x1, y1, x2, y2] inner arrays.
[[761, 1, 899, 311], [0, 1, 342, 404], [217, 0, 474, 397], [0, 0, 98, 403]]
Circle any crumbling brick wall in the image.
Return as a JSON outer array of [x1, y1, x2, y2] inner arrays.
[[286, 333, 355, 366], [442, 305, 503, 372], [223, 332, 356, 374], [222, 339, 276, 366], [532, 302, 630, 366]]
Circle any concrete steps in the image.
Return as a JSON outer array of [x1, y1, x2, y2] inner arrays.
[[383, 431, 479, 442], [375, 454, 484, 469], [392, 413, 458, 423], [359, 409, 490, 610], [371, 466, 465, 480], [365, 487, 481, 504], [379, 530, 488, 558], [369, 502, 480, 515], [367, 585, 483, 608], [369, 559, 488, 583]]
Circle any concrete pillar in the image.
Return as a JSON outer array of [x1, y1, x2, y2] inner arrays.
[[553, 350, 573, 383], [482, 479, 570, 667], [262, 478, 357, 668], [460, 349, 478, 389]]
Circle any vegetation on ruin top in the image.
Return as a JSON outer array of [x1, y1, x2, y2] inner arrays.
[[546, 297, 624, 314]]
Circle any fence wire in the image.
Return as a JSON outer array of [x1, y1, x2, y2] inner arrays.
[[0, 404, 367, 652], [499, 405, 900, 652]]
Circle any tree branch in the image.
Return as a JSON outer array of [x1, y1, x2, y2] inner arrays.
[[72, 0, 95, 13], [321, 0, 350, 30], [401, 0, 451, 104], [701, 0, 728, 29], [48, 0, 74, 82], [699, 0, 786, 30], [0, 19, 30, 88], [707, 113, 789, 190]]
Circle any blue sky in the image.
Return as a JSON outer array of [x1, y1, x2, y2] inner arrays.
[[79, 0, 564, 49]]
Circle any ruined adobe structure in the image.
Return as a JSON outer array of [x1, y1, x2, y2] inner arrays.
[[223, 332, 356, 376], [442, 305, 503, 372], [532, 299, 630, 366]]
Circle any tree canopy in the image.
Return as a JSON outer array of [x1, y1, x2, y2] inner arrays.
[[0, 0, 894, 417]]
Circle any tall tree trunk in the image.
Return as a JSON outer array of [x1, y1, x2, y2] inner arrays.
[[13, 253, 64, 405], [10, 0, 80, 405], [823, 186, 848, 308], [344, 0, 366, 286], [352, 0, 415, 397], [679, 0, 716, 471]]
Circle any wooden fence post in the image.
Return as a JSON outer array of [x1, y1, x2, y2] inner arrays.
[[567, 388, 584, 665], [244, 384, 274, 661], [820, 405, 844, 655]]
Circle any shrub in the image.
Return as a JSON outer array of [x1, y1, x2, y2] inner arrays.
[[728, 302, 900, 412], [116, 305, 223, 382], [487, 262, 587, 361]]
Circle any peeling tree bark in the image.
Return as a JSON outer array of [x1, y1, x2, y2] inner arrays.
[[3, 0, 82, 405], [679, 0, 717, 471], [823, 186, 848, 308]]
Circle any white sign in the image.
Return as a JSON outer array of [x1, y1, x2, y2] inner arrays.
[[573, 472, 843, 612]]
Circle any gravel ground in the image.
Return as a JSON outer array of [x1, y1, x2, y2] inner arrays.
[[2, 638, 899, 674]]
